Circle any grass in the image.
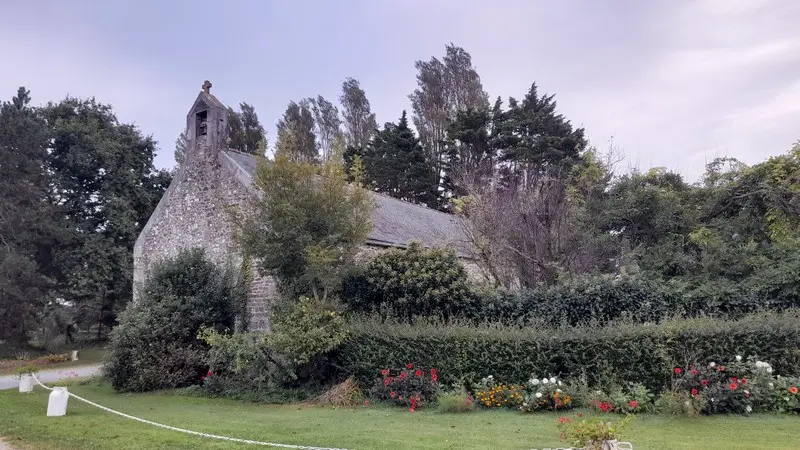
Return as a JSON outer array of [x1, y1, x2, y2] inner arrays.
[[1, 384, 799, 449], [0, 346, 107, 376]]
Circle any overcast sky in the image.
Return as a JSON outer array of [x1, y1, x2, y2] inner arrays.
[[2, 0, 798, 181]]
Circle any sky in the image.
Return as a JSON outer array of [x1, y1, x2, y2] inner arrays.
[[2, 0, 799, 181]]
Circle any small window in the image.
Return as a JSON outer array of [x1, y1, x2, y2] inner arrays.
[[196, 110, 208, 137]]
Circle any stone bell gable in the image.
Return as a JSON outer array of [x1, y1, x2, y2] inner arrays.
[[133, 82, 480, 332]]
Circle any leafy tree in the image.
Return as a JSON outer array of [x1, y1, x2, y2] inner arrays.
[[105, 248, 243, 392], [361, 111, 438, 207], [234, 139, 373, 300], [227, 102, 266, 155], [174, 129, 188, 167], [410, 44, 489, 203], [0, 87, 62, 344], [339, 77, 377, 151], [307, 95, 342, 161], [43, 97, 171, 337], [276, 101, 317, 162]]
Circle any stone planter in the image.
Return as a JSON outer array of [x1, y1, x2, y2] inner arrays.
[[18, 374, 34, 393], [587, 439, 620, 450]]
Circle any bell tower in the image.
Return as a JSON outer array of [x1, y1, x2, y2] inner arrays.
[[185, 80, 228, 159]]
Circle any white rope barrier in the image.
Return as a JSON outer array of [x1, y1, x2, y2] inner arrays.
[[30, 374, 350, 450]]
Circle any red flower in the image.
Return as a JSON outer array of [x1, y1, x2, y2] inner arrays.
[[406, 363, 413, 369], [400, 372, 407, 380], [729, 382, 738, 391], [674, 367, 682, 375], [629, 400, 639, 409], [690, 369, 698, 375], [578, 413, 583, 417], [398, 396, 403, 401], [384, 378, 391, 386], [788, 386, 798, 395], [409, 407, 415, 413], [744, 392, 750, 398], [363, 400, 370, 406], [430, 368, 438, 382], [718, 365, 725, 371], [390, 391, 396, 398], [559, 416, 570, 424], [701, 379, 709, 386], [731, 377, 738, 383], [207, 371, 213, 377], [201, 376, 206, 382], [691, 389, 698, 396], [415, 370, 423, 377], [380, 369, 390, 376], [741, 378, 747, 385]]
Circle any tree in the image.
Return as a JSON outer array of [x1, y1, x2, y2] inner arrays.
[[43, 97, 171, 337], [276, 101, 317, 162], [496, 83, 588, 185], [410, 44, 489, 203], [444, 107, 493, 199], [227, 103, 266, 155], [174, 129, 188, 167], [307, 95, 342, 161], [339, 77, 377, 151], [234, 139, 373, 300], [362, 111, 438, 207], [0, 87, 62, 344]]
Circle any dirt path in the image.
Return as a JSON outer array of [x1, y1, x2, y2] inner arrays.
[[0, 363, 102, 390], [0, 437, 15, 450]]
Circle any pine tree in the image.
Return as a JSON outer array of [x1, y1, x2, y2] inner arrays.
[[363, 111, 437, 206], [276, 101, 317, 162]]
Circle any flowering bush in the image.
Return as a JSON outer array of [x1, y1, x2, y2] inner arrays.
[[473, 375, 525, 409], [590, 383, 655, 414], [520, 376, 574, 412], [369, 363, 439, 411]]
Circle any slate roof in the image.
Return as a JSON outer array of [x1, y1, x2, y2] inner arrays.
[[223, 150, 472, 257]]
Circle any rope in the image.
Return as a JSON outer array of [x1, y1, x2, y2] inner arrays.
[[30, 374, 350, 450]]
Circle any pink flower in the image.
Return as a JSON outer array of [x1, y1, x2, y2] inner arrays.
[[674, 368, 682, 375], [406, 363, 413, 369], [380, 369, 389, 376]]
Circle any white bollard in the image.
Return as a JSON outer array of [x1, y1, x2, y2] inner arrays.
[[18, 374, 34, 393], [47, 387, 69, 416], [71, 350, 79, 361]]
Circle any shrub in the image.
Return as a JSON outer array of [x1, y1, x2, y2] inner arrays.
[[337, 311, 800, 395], [105, 248, 242, 392], [200, 296, 347, 401], [369, 363, 439, 411], [341, 242, 471, 321], [557, 414, 635, 450], [520, 376, 575, 412], [473, 376, 525, 410], [436, 386, 476, 413], [589, 383, 655, 414]]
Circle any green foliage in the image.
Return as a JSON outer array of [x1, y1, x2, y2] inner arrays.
[[227, 102, 266, 155], [235, 146, 373, 300], [359, 111, 438, 207], [200, 296, 347, 400], [0, 87, 61, 343], [338, 311, 800, 395], [341, 242, 471, 320], [436, 386, 476, 413], [557, 413, 634, 450], [105, 248, 242, 392]]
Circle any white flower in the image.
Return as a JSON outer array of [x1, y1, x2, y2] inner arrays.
[[558, 380, 563, 386], [744, 390, 750, 395], [735, 355, 742, 362], [684, 401, 691, 406], [746, 405, 752, 413], [768, 382, 774, 389], [542, 378, 549, 385], [530, 378, 540, 386], [535, 392, 543, 398], [549, 377, 557, 384], [767, 367, 773, 374], [556, 389, 562, 393], [709, 362, 716, 368]]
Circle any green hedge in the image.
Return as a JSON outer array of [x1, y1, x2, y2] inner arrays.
[[335, 311, 800, 394]]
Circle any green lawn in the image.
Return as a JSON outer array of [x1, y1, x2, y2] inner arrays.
[[0, 346, 107, 376], [1, 384, 798, 449]]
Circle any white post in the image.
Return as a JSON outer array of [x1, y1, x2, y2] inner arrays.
[[47, 387, 70, 416], [71, 350, 79, 361], [18, 374, 34, 393]]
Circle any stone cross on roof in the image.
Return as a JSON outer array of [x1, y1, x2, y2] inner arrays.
[[202, 80, 212, 94]]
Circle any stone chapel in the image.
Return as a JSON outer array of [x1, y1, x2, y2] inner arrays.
[[133, 82, 478, 331]]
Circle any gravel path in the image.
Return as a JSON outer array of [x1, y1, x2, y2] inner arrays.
[[0, 363, 102, 390]]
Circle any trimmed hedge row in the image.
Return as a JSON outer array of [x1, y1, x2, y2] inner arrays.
[[335, 311, 800, 394]]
